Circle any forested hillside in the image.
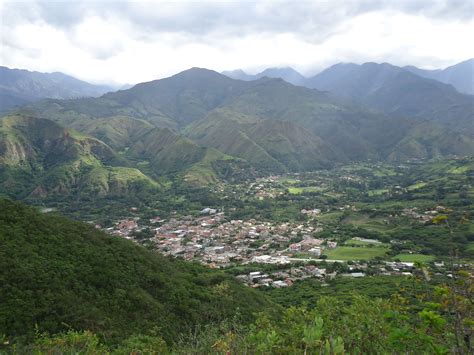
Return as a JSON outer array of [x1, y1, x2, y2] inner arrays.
[[0, 199, 272, 345]]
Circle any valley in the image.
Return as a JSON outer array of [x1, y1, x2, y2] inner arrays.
[[0, 63, 472, 353], [57, 157, 472, 289], [2, 1, 474, 352]]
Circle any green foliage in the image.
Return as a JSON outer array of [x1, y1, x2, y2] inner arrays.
[[26, 330, 107, 354], [0, 199, 470, 354], [0, 199, 273, 346]]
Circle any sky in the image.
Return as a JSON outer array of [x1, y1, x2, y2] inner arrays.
[[1, 0, 473, 85]]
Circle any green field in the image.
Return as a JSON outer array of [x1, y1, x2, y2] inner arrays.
[[324, 246, 389, 260], [318, 211, 344, 223], [288, 186, 323, 194], [448, 165, 471, 174], [407, 182, 427, 191], [393, 253, 435, 262], [345, 238, 387, 246], [342, 213, 396, 234], [280, 177, 300, 185]]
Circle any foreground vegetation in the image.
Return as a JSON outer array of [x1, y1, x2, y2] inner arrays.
[[0, 200, 271, 346], [1, 199, 472, 353]]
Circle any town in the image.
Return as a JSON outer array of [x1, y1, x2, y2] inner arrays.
[[97, 158, 471, 288], [106, 205, 448, 288]]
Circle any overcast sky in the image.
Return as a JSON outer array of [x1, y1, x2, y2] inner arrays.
[[1, 0, 473, 85]]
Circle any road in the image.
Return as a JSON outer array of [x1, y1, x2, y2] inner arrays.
[[288, 258, 346, 263]]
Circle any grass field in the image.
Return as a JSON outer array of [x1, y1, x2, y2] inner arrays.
[[448, 165, 471, 174], [318, 211, 344, 223], [407, 182, 427, 191], [324, 246, 389, 260], [342, 213, 396, 234], [393, 253, 435, 262], [345, 238, 387, 246], [288, 186, 323, 194]]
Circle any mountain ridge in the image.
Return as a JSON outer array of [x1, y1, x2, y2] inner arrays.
[[404, 58, 474, 95], [0, 66, 114, 113], [305, 62, 474, 135]]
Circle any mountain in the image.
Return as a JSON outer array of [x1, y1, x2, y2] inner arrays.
[[255, 67, 307, 86], [0, 114, 159, 199], [0, 66, 113, 112], [0, 198, 272, 343], [0, 112, 252, 203], [186, 108, 338, 172], [17, 67, 474, 173], [43, 67, 251, 130], [306, 62, 474, 135], [222, 67, 307, 86], [221, 69, 256, 81], [404, 59, 474, 95]]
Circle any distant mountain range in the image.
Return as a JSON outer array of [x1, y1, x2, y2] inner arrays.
[[404, 59, 474, 95], [1, 62, 473, 201], [0, 66, 113, 112], [222, 67, 307, 86], [306, 62, 474, 134], [223, 59, 474, 96]]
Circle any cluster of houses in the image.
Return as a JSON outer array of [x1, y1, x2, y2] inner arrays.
[[288, 235, 337, 257], [235, 259, 430, 288], [108, 208, 347, 268], [401, 205, 447, 223], [108, 218, 140, 238], [149, 210, 338, 266], [105, 208, 448, 288], [236, 265, 329, 288], [301, 208, 322, 217], [246, 176, 284, 199]]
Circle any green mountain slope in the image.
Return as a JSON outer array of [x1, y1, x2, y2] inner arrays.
[[19, 68, 251, 130], [127, 127, 207, 175], [217, 77, 474, 161], [307, 62, 474, 134], [0, 199, 272, 343], [0, 115, 157, 198], [118, 124, 246, 185], [386, 123, 474, 161], [104, 67, 252, 128], [405, 58, 474, 95], [0, 113, 248, 201], [16, 67, 474, 170], [80, 116, 155, 150], [186, 108, 339, 172]]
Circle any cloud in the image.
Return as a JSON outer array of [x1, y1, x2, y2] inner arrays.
[[1, 0, 473, 84]]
